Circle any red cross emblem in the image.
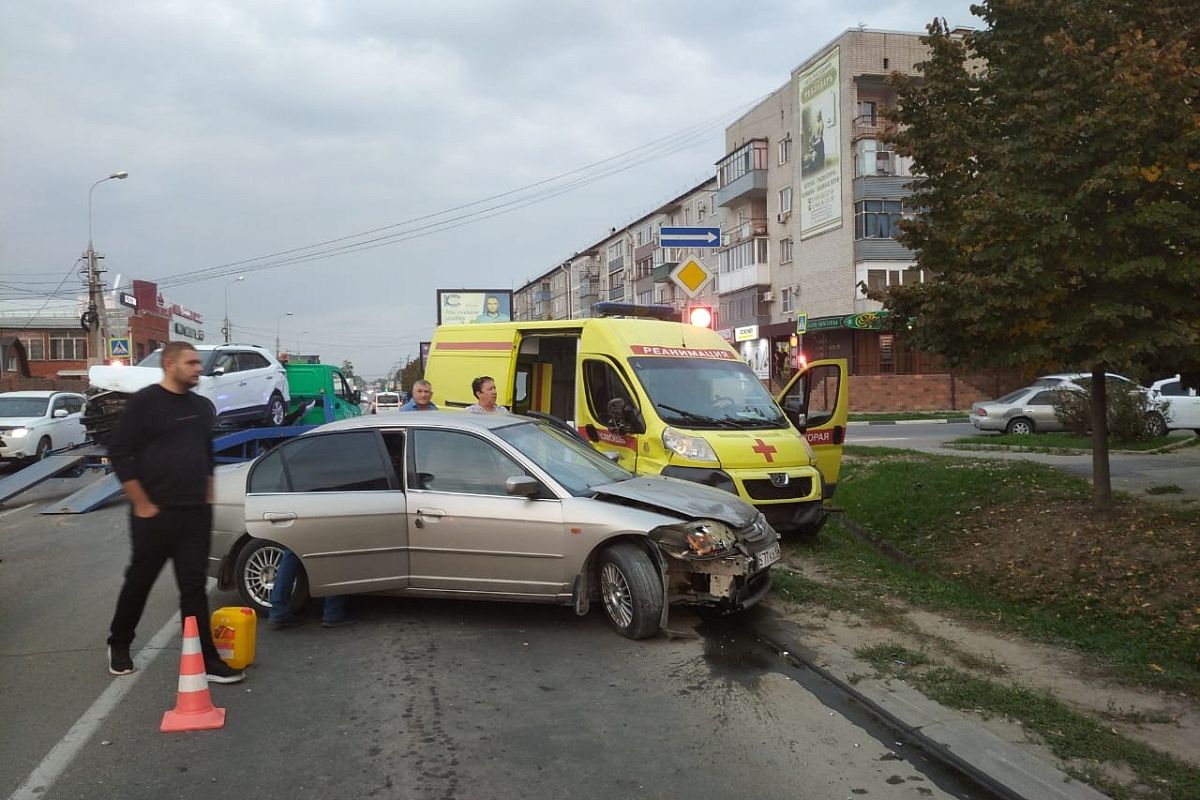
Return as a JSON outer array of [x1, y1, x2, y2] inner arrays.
[[751, 438, 777, 463]]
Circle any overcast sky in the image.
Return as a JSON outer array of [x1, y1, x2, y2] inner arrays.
[[1, 0, 976, 377]]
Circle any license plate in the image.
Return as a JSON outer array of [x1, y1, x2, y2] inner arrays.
[[755, 543, 781, 571]]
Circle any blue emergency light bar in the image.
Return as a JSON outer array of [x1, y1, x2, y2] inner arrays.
[[592, 302, 678, 321]]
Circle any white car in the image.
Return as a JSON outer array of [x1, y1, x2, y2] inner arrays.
[[0, 391, 88, 463], [1149, 376, 1200, 434], [83, 344, 291, 443]]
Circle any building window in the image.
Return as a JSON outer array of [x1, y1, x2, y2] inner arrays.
[[780, 237, 794, 264], [636, 290, 652, 305], [655, 285, 668, 304], [781, 286, 795, 314], [718, 238, 769, 274], [607, 241, 625, 264], [636, 225, 654, 247], [19, 336, 45, 360], [778, 186, 793, 216], [858, 100, 877, 124], [854, 200, 909, 239], [49, 336, 87, 360], [778, 136, 792, 165], [855, 138, 897, 176]]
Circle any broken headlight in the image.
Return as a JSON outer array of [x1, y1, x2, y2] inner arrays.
[[652, 519, 739, 560]]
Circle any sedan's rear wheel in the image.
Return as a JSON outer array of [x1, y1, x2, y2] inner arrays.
[[233, 538, 307, 616], [1005, 417, 1035, 436], [597, 543, 662, 640]]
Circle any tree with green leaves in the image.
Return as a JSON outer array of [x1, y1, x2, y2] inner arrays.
[[876, 2, 1200, 514], [340, 360, 355, 380], [398, 356, 423, 393]]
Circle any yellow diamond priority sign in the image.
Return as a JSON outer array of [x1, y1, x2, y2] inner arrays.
[[669, 258, 713, 298]]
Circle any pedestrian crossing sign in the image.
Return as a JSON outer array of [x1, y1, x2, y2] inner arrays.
[[108, 338, 131, 358]]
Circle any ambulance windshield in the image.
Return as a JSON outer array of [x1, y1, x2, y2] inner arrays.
[[629, 357, 786, 429]]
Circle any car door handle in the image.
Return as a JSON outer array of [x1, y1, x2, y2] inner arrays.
[[416, 507, 445, 518], [263, 512, 297, 524]]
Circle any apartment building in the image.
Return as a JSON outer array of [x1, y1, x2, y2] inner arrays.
[[513, 178, 720, 323]]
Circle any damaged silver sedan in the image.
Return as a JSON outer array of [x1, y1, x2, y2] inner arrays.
[[208, 412, 780, 639]]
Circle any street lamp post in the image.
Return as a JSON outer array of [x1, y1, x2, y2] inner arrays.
[[275, 312, 294, 357], [84, 171, 128, 365], [222, 276, 245, 343]]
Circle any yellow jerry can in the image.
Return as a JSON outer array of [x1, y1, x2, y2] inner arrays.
[[210, 606, 257, 669]]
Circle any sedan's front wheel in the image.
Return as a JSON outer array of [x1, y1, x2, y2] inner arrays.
[[233, 538, 307, 616], [597, 543, 663, 640]]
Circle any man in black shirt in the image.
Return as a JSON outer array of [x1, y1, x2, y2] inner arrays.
[[105, 341, 244, 683]]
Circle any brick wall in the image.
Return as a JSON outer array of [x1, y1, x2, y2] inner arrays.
[[848, 370, 1026, 412], [0, 376, 88, 393]]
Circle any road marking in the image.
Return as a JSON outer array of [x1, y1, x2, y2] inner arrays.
[[7, 613, 181, 800], [849, 437, 908, 443], [0, 502, 34, 519]]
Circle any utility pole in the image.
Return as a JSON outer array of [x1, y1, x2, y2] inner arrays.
[[84, 172, 127, 366]]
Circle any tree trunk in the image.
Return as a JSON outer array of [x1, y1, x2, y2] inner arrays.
[[1091, 366, 1114, 517]]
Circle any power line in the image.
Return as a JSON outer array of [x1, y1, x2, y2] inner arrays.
[[155, 99, 757, 289]]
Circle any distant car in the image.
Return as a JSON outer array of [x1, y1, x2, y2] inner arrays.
[[1032, 372, 1139, 390], [83, 344, 291, 443], [372, 391, 401, 414], [0, 391, 87, 463], [207, 412, 780, 639], [1148, 376, 1200, 435], [970, 386, 1073, 435]]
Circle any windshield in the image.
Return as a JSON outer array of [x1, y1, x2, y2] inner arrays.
[[628, 357, 786, 429], [496, 421, 631, 497], [0, 397, 49, 418], [137, 350, 217, 370]]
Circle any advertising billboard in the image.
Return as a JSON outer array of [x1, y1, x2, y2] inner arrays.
[[799, 47, 842, 239], [436, 289, 513, 325]]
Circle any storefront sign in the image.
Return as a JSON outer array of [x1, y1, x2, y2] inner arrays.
[[806, 311, 890, 331], [734, 325, 759, 342]]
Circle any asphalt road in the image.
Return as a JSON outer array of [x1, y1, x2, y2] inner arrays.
[[847, 420, 1200, 501], [1, 475, 994, 800]]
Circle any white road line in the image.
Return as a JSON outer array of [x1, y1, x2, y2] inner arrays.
[[0, 502, 34, 519], [849, 436, 908, 443], [7, 613, 181, 800]]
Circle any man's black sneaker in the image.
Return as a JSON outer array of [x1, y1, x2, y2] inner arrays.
[[205, 660, 245, 684], [268, 615, 308, 630], [108, 644, 135, 676]]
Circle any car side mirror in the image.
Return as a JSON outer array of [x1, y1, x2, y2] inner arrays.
[[506, 476, 541, 497], [210, 367, 225, 376], [349, 390, 362, 405], [53, 408, 69, 418], [603, 451, 621, 462], [606, 397, 633, 433]]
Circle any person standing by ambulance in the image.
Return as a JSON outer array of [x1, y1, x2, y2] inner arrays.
[[465, 376, 509, 414], [104, 341, 244, 684]]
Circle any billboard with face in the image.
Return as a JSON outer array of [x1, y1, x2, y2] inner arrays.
[[799, 47, 842, 239], [436, 290, 513, 325]]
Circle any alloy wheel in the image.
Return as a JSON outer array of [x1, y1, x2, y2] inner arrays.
[[600, 562, 634, 630], [243, 544, 284, 608]]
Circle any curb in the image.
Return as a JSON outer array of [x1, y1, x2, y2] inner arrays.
[[750, 611, 1112, 800], [848, 417, 971, 426]]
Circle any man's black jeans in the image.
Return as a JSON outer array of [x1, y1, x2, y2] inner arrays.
[[107, 505, 220, 662]]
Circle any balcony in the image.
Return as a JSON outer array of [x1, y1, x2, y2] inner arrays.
[[715, 139, 769, 208], [851, 113, 897, 143], [532, 290, 551, 302], [717, 262, 771, 294], [633, 240, 658, 261], [608, 286, 625, 301], [651, 262, 679, 284], [727, 218, 768, 245], [607, 255, 625, 272], [577, 279, 600, 298]]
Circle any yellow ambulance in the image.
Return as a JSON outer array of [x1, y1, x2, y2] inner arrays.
[[423, 305, 848, 536]]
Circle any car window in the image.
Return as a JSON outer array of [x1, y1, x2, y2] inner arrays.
[[408, 429, 527, 496], [279, 432, 390, 492], [1029, 391, 1061, 405], [496, 421, 630, 496], [0, 397, 50, 417], [62, 396, 83, 414], [333, 371, 351, 400], [995, 389, 1029, 404], [211, 351, 239, 374], [1158, 381, 1183, 397], [248, 449, 289, 493], [237, 352, 270, 371], [583, 359, 636, 423]]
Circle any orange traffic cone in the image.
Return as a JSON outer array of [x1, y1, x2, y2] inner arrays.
[[160, 615, 226, 732]]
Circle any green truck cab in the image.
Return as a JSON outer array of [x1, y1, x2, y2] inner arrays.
[[284, 363, 363, 425]]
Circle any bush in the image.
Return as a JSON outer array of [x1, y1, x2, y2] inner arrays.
[[1052, 380, 1171, 442]]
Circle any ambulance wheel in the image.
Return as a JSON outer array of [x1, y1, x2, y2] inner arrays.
[[597, 543, 662, 640], [234, 538, 309, 616]]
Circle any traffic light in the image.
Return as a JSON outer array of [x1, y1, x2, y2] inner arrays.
[[684, 305, 716, 329]]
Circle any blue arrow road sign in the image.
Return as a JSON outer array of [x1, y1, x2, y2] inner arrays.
[[659, 226, 721, 249]]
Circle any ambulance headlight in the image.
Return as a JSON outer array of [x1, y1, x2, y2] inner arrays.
[[662, 427, 718, 463]]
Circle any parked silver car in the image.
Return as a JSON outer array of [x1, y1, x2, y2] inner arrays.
[[208, 412, 780, 639], [970, 386, 1071, 435]]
